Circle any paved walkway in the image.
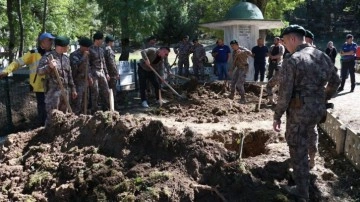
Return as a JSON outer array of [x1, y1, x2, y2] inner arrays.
[[329, 71, 360, 132]]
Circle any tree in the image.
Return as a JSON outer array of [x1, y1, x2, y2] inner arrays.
[[16, 0, 24, 57], [6, 0, 15, 62]]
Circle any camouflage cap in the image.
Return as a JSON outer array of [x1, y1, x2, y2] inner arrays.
[[78, 37, 93, 47], [54, 36, 70, 47], [105, 35, 115, 43], [305, 30, 314, 40], [280, 25, 306, 38]]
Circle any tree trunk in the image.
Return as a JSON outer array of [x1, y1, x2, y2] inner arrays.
[[6, 0, 16, 63], [119, 0, 130, 61], [17, 0, 24, 57], [249, 0, 268, 16], [41, 0, 48, 32]]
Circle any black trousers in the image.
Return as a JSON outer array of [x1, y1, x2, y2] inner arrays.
[[35, 92, 46, 126], [267, 61, 278, 80], [137, 65, 160, 102], [254, 61, 266, 82], [340, 60, 355, 90]]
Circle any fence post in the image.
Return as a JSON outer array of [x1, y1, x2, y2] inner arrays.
[[4, 76, 14, 134], [132, 59, 138, 91]]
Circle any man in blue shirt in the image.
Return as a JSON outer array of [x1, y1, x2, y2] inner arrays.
[[251, 38, 268, 82], [212, 39, 231, 80], [338, 34, 357, 92]]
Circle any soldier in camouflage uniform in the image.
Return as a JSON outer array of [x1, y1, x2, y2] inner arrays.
[[190, 39, 206, 80], [174, 35, 192, 77], [104, 35, 119, 102], [266, 57, 285, 105], [37, 36, 77, 124], [273, 25, 340, 202], [228, 40, 252, 104], [69, 37, 92, 115], [88, 31, 110, 113]]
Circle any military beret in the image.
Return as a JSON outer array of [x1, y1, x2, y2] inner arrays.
[[305, 30, 314, 40], [280, 25, 306, 38], [230, 40, 238, 45], [93, 31, 104, 40], [183, 35, 189, 39], [78, 37, 93, 47], [105, 35, 115, 43], [54, 36, 70, 47], [148, 36, 156, 41]]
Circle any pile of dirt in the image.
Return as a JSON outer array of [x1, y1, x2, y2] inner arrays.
[[0, 110, 282, 201], [153, 81, 273, 124]]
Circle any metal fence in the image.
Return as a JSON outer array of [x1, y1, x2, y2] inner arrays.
[[0, 75, 35, 136]]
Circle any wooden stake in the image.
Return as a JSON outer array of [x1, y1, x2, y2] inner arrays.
[[190, 183, 228, 202]]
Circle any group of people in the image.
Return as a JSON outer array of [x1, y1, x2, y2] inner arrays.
[[0, 31, 119, 125]]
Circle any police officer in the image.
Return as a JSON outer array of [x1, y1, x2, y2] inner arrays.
[[174, 35, 192, 77], [104, 35, 120, 103], [37, 36, 77, 124], [0, 32, 55, 126], [69, 37, 92, 114], [228, 40, 252, 104], [88, 31, 110, 113], [190, 39, 206, 80], [273, 25, 340, 201]]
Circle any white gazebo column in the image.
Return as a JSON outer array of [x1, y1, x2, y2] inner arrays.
[[224, 25, 259, 81]]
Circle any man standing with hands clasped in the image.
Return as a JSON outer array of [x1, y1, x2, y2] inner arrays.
[[273, 25, 340, 202]]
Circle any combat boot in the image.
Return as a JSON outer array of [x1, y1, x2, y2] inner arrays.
[[268, 95, 275, 105], [309, 153, 315, 169], [239, 96, 246, 104], [228, 91, 235, 100]]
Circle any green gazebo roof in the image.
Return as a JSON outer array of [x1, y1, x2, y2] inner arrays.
[[225, 2, 264, 20]]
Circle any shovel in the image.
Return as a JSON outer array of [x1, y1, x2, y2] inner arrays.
[[147, 64, 186, 99]]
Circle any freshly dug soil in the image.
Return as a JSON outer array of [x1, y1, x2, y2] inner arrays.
[[1, 81, 359, 202]]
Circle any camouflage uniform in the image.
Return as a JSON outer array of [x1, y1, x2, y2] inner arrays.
[[266, 53, 288, 99], [174, 41, 192, 76], [191, 43, 206, 79], [229, 47, 252, 102], [104, 45, 118, 99], [89, 45, 110, 112], [274, 44, 340, 200], [37, 50, 76, 123], [70, 49, 89, 114]]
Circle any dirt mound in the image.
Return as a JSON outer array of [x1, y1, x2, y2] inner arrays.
[[2, 80, 360, 202], [152, 81, 273, 124], [0, 110, 304, 202], [0, 111, 237, 201]]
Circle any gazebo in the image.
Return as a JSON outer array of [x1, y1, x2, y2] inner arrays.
[[201, 1, 284, 81]]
